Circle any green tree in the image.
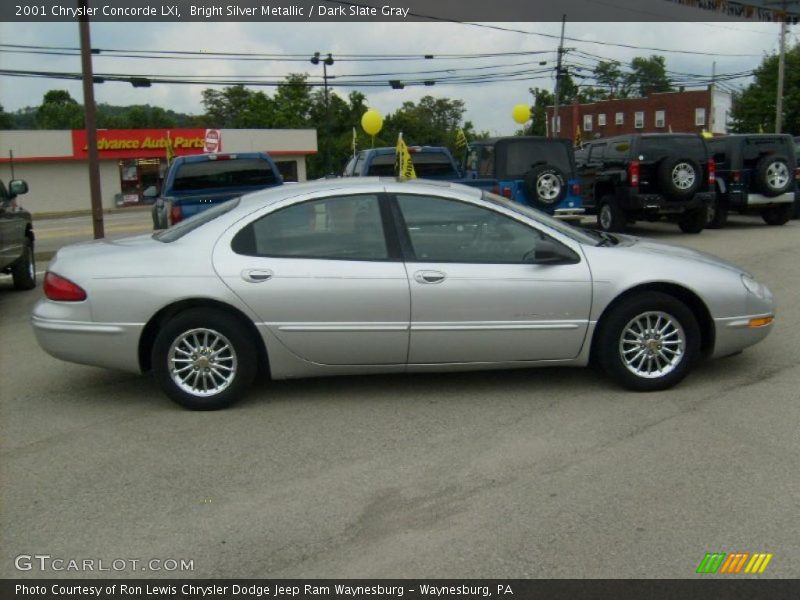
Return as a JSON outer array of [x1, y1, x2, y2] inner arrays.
[[627, 55, 672, 97], [0, 104, 11, 129], [593, 60, 629, 99], [36, 90, 84, 129], [731, 43, 800, 134]]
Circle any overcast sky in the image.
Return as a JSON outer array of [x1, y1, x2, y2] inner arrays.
[[0, 19, 788, 135]]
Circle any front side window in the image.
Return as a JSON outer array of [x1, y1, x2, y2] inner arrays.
[[396, 194, 552, 264], [232, 194, 388, 260], [634, 112, 645, 129]]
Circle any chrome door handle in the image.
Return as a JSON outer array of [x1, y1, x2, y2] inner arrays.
[[241, 269, 274, 283], [414, 270, 446, 284]]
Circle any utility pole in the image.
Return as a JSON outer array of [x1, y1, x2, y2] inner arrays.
[[551, 15, 567, 139], [78, 0, 104, 239], [311, 52, 334, 175], [776, 15, 787, 133]]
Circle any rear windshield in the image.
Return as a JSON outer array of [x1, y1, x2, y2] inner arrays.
[[153, 198, 240, 243], [366, 152, 459, 178], [172, 158, 279, 191], [497, 141, 574, 179], [638, 136, 706, 160]]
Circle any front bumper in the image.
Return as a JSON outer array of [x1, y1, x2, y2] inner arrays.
[[711, 313, 775, 359], [32, 302, 144, 373]]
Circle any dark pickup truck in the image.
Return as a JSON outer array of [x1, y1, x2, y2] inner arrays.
[[151, 152, 283, 229], [0, 177, 35, 290], [344, 139, 583, 219]]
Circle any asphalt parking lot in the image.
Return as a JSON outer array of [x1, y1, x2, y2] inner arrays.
[[1, 216, 799, 579]]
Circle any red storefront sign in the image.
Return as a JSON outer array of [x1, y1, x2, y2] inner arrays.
[[71, 128, 211, 159]]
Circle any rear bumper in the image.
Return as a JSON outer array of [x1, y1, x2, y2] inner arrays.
[[711, 313, 775, 359], [727, 191, 795, 207], [31, 303, 144, 374], [618, 190, 714, 213]]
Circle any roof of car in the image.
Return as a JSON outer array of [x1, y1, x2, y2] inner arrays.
[[172, 152, 271, 163]]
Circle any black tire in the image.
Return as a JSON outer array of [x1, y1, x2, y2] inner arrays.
[[677, 207, 707, 234], [523, 164, 568, 211], [152, 202, 167, 230], [754, 154, 791, 197], [596, 291, 701, 392], [761, 203, 794, 226], [596, 196, 626, 232], [657, 156, 702, 199], [705, 195, 728, 229], [11, 236, 36, 290], [152, 308, 258, 410]]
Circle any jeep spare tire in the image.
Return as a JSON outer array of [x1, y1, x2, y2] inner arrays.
[[657, 156, 702, 199], [524, 164, 568, 210], [754, 154, 791, 197]]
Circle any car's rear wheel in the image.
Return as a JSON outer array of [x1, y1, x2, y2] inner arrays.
[[597, 196, 625, 232], [761, 203, 793, 226], [596, 292, 700, 391], [11, 237, 36, 290], [152, 308, 258, 410], [705, 197, 728, 229], [677, 207, 707, 234], [754, 155, 791, 197]]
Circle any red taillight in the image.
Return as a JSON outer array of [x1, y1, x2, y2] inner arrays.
[[502, 186, 513, 198], [628, 160, 640, 186], [795, 167, 800, 180], [708, 158, 716, 185], [732, 170, 741, 184], [571, 183, 581, 196], [170, 205, 183, 225], [44, 272, 86, 302]]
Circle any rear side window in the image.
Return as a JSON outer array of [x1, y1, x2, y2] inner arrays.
[[231, 194, 388, 260], [172, 158, 278, 191], [497, 141, 574, 178], [638, 136, 706, 160], [365, 152, 459, 178]]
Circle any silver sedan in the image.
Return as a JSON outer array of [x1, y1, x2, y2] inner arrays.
[[32, 178, 775, 410]]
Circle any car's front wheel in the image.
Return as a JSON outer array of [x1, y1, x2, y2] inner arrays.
[[761, 203, 793, 226], [597, 196, 625, 232], [152, 308, 258, 410], [596, 292, 700, 391], [677, 207, 707, 234]]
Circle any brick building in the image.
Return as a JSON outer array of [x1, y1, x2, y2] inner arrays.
[[546, 86, 732, 141]]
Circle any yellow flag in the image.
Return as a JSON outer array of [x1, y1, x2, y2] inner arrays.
[[166, 130, 176, 164], [455, 128, 468, 150], [575, 124, 582, 147], [395, 133, 417, 179]]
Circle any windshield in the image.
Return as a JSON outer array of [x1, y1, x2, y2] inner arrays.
[[481, 191, 600, 246], [153, 198, 240, 243]]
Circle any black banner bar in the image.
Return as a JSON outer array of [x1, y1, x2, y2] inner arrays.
[[3, 580, 800, 600]]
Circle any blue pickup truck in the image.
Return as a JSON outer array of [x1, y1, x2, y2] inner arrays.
[[343, 138, 583, 219], [151, 152, 283, 229]]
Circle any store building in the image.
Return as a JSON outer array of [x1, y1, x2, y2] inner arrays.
[[547, 86, 732, 141], [0, 128, 317, 214]]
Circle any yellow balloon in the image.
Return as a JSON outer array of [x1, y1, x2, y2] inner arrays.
[[361, 109, 383, 136], [512, 104, 531, 125]]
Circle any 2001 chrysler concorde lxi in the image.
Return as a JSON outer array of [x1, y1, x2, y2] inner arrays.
[[32, 178, 775, 410]]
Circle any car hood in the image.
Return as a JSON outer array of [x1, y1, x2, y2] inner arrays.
[[614, 235, 749, 275]]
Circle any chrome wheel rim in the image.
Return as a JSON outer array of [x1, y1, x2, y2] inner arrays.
[[672, 162, 696, 190], [536, 173, 561, 203], [619, 311, 686, 379], [168, 328, 237, 397], [600, 204, 613, 230], [766, 161, 789, 190]]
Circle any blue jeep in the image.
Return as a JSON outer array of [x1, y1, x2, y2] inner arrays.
[[462, 137, 584, 219]]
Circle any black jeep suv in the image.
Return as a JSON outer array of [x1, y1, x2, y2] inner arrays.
[[576, 134, 715, 233], [706, 134, 797, 228]]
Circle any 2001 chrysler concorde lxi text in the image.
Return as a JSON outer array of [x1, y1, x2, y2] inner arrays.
[[31, 178, 775, 410]]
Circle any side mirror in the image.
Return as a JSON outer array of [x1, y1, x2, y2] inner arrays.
[[8, 179, 28, 198], [526, 239, 579, 265]]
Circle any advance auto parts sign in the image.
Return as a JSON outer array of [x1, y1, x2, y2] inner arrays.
[[72, 129, 206, 159]]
